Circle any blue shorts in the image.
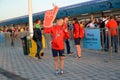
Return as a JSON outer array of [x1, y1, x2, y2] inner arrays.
[[52, 49, 64, 57]]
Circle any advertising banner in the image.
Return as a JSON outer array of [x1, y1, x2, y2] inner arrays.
[[83, 29, 101, 50]]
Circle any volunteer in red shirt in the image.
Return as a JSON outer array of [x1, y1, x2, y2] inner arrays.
[[106, 15, 118, 53], [73, 18, 82, 58], [44, 18, 70, 74]]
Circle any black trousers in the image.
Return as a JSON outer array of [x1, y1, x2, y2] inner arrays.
[[65, 39, 71, 54]]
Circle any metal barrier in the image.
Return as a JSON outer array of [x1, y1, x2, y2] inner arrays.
[[83, 28, 120, 61], [0, 28, 119, 61], [0, 32, 29, 47]]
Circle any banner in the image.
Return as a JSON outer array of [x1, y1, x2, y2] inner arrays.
[[0, 33, 5, 43], [83, 29, 101, 50]]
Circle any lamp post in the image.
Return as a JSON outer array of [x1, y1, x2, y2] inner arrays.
[[28, 0, 33, 37]]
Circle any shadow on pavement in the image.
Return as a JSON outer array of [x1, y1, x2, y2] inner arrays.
[[0, 68, 28, 80]]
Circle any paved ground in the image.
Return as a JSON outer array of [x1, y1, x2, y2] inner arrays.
[[0, 36, 120, 80]]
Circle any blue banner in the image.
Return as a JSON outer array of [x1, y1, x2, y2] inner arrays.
[[0, 33, 5, 43], [83, 29, 101, 50]]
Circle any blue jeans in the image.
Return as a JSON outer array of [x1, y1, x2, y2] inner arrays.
[[111, 36, 118, 52], [35, 40, 42, 59], [105, 35, 118, 52]]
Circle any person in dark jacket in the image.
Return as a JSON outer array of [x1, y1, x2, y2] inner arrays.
[[64, 17, 73, 55], [7, 26, 15, 46], [33, 19, 42, 59]]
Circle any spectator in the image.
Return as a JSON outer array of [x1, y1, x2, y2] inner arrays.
[[80, 21, 85, 28], [7, 26, 15, 46], [100, 16, 109, 51], [73, 18, 82, 58], [35, 19, 42, 29], [106, 15, 118, 53], [17, 25, 21, 32], [87, 19, 96, 28], [64, 17, 73, 55], [68, 23, 73, 30], [68, 23, 74, 39], [116, 16, 120, 42], [84, 20, 91, 28], [116, 16, 120, 26], [4, 26, 9, 32], [33, 19, 42, 59], [20, 27, 24, 32]]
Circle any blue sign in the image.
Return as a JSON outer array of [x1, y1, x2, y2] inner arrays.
[[83, 29, 101, 50], [0, 33, 5, 43]]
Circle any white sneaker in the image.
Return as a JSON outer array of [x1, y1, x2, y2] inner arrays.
[[60, 70, 64, 74]]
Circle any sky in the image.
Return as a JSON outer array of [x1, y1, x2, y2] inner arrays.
[[0, 0, 91, 21]]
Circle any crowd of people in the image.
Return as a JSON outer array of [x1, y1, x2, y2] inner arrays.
[[0, 24, 29, 46], [0, 24, 29, 33], [31, 15, 120, 75], [0, 15, 120, 75], [33, 17, 83, 75]]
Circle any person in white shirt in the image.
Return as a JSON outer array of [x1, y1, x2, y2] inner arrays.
[[87, 20, 96, 28]]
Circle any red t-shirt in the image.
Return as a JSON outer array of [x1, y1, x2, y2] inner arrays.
[[106, 19, 118, 36], [44, 25, 69, 50]]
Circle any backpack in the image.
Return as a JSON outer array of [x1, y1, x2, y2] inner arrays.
[[79, 26, 84, 39], [100, 20, 106, 28]]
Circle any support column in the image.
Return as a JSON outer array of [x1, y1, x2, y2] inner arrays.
[[28, 0, 33, 37]]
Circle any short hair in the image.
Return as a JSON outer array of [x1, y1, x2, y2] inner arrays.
[[57, 18, 64, 21], [110, 15, 114, 19], [103, 15, 108, 18], [64, 16, 69, 19], [118, 16, 120, 18], [36, 19, 41, 23], [73, 18, 79, 24]]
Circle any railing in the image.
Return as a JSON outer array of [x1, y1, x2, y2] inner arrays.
[[0, 28, 120, 61], [82, 27, 120, 61]]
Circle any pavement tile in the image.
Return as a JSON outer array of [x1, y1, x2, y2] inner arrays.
[[0, 36, 120, 80]]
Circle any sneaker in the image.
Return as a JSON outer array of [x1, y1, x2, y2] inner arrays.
[[68, 52, 73, 55], [40, 52, 44, 56], [60, 70, 64, 74], [55, 70, 60, 75], [114, 50, 118, 53], [38, 56, 41, 59], [78, 56, 81, 58]]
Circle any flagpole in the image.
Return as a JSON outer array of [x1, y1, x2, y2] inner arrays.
[[28, 0, 33, 37]]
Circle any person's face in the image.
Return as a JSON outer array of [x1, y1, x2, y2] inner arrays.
[[117, 17, 120, 21], [38, 20, 41, 24], [11, 27, 14, 30], [57, 19, 64, 26], [92, 20, 95, 23], [82, 21, 85, 24], [18, 25, 21, 29], [64, 17, 69, 22], [72, 20, 75, 24], [5, 26, 8, 29]]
